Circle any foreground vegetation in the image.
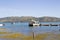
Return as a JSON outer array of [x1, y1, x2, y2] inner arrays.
[[0, 32, 60, 40]]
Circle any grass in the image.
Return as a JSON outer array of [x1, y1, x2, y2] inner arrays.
[[0, 33, 48, 40], [0, 32, 11, 34], [0, 33, 23, 38], [34, 33, 48, 40], [0, 32, 60, 40], [54, 34, 60, 40]]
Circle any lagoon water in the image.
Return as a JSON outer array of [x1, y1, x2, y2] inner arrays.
[[0, 22, 60, 40], [0, 22, 60, 34]]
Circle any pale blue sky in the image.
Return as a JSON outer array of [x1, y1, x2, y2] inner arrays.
[[0, 0, 60, 18]]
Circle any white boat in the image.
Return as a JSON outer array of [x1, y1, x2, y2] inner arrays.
[[0, 24, 4, 26], [33, 24, 40, 26], [29, 20, 40, 26]]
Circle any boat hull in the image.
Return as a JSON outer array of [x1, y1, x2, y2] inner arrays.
[[29, 24, 40, 26], [0, 24, 4, 26]]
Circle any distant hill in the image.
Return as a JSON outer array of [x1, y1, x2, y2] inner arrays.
[[0, 16, 60, 22], [38, 16, 60, 22], [0, 16, 37, 22]]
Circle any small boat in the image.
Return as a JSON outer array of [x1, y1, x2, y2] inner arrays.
[[0, 24, 5, 26], [50, 24, 58, 26], [29, 20, 40, 26], [42, 24, 49, 26], [11, 22, 16, 24]]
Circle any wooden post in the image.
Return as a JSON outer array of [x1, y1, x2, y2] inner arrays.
[[30, 27, 34, 40], [33, 32, 34, 40]]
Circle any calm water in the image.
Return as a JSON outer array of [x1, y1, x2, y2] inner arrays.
[[0, 22, 60, 35]]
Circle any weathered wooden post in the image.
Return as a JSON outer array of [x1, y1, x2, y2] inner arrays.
[[29, 27, 34, 40]]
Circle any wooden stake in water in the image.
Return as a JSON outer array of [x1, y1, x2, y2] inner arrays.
[[30, 27, 34, 40], [32, 28, 34, 40]]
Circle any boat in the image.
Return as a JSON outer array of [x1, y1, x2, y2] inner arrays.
[[11, 22, 16, 24], [0, 24, 5, 26], [29, 20, 40, 26]]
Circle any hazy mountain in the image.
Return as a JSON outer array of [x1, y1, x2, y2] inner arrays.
[[38, 16, 60, 22], [0, 16, 60, 22]]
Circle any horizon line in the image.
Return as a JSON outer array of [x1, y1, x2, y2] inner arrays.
[[0, 16, 60, 18]]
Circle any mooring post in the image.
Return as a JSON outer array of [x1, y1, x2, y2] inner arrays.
[[33, 32, 34, 40], [30, 27, 34, 40]]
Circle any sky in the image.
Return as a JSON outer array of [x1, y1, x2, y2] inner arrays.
[[0, 0, 60, 18]]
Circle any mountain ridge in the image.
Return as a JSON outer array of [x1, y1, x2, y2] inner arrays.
[[0, 16, 60, 22]]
